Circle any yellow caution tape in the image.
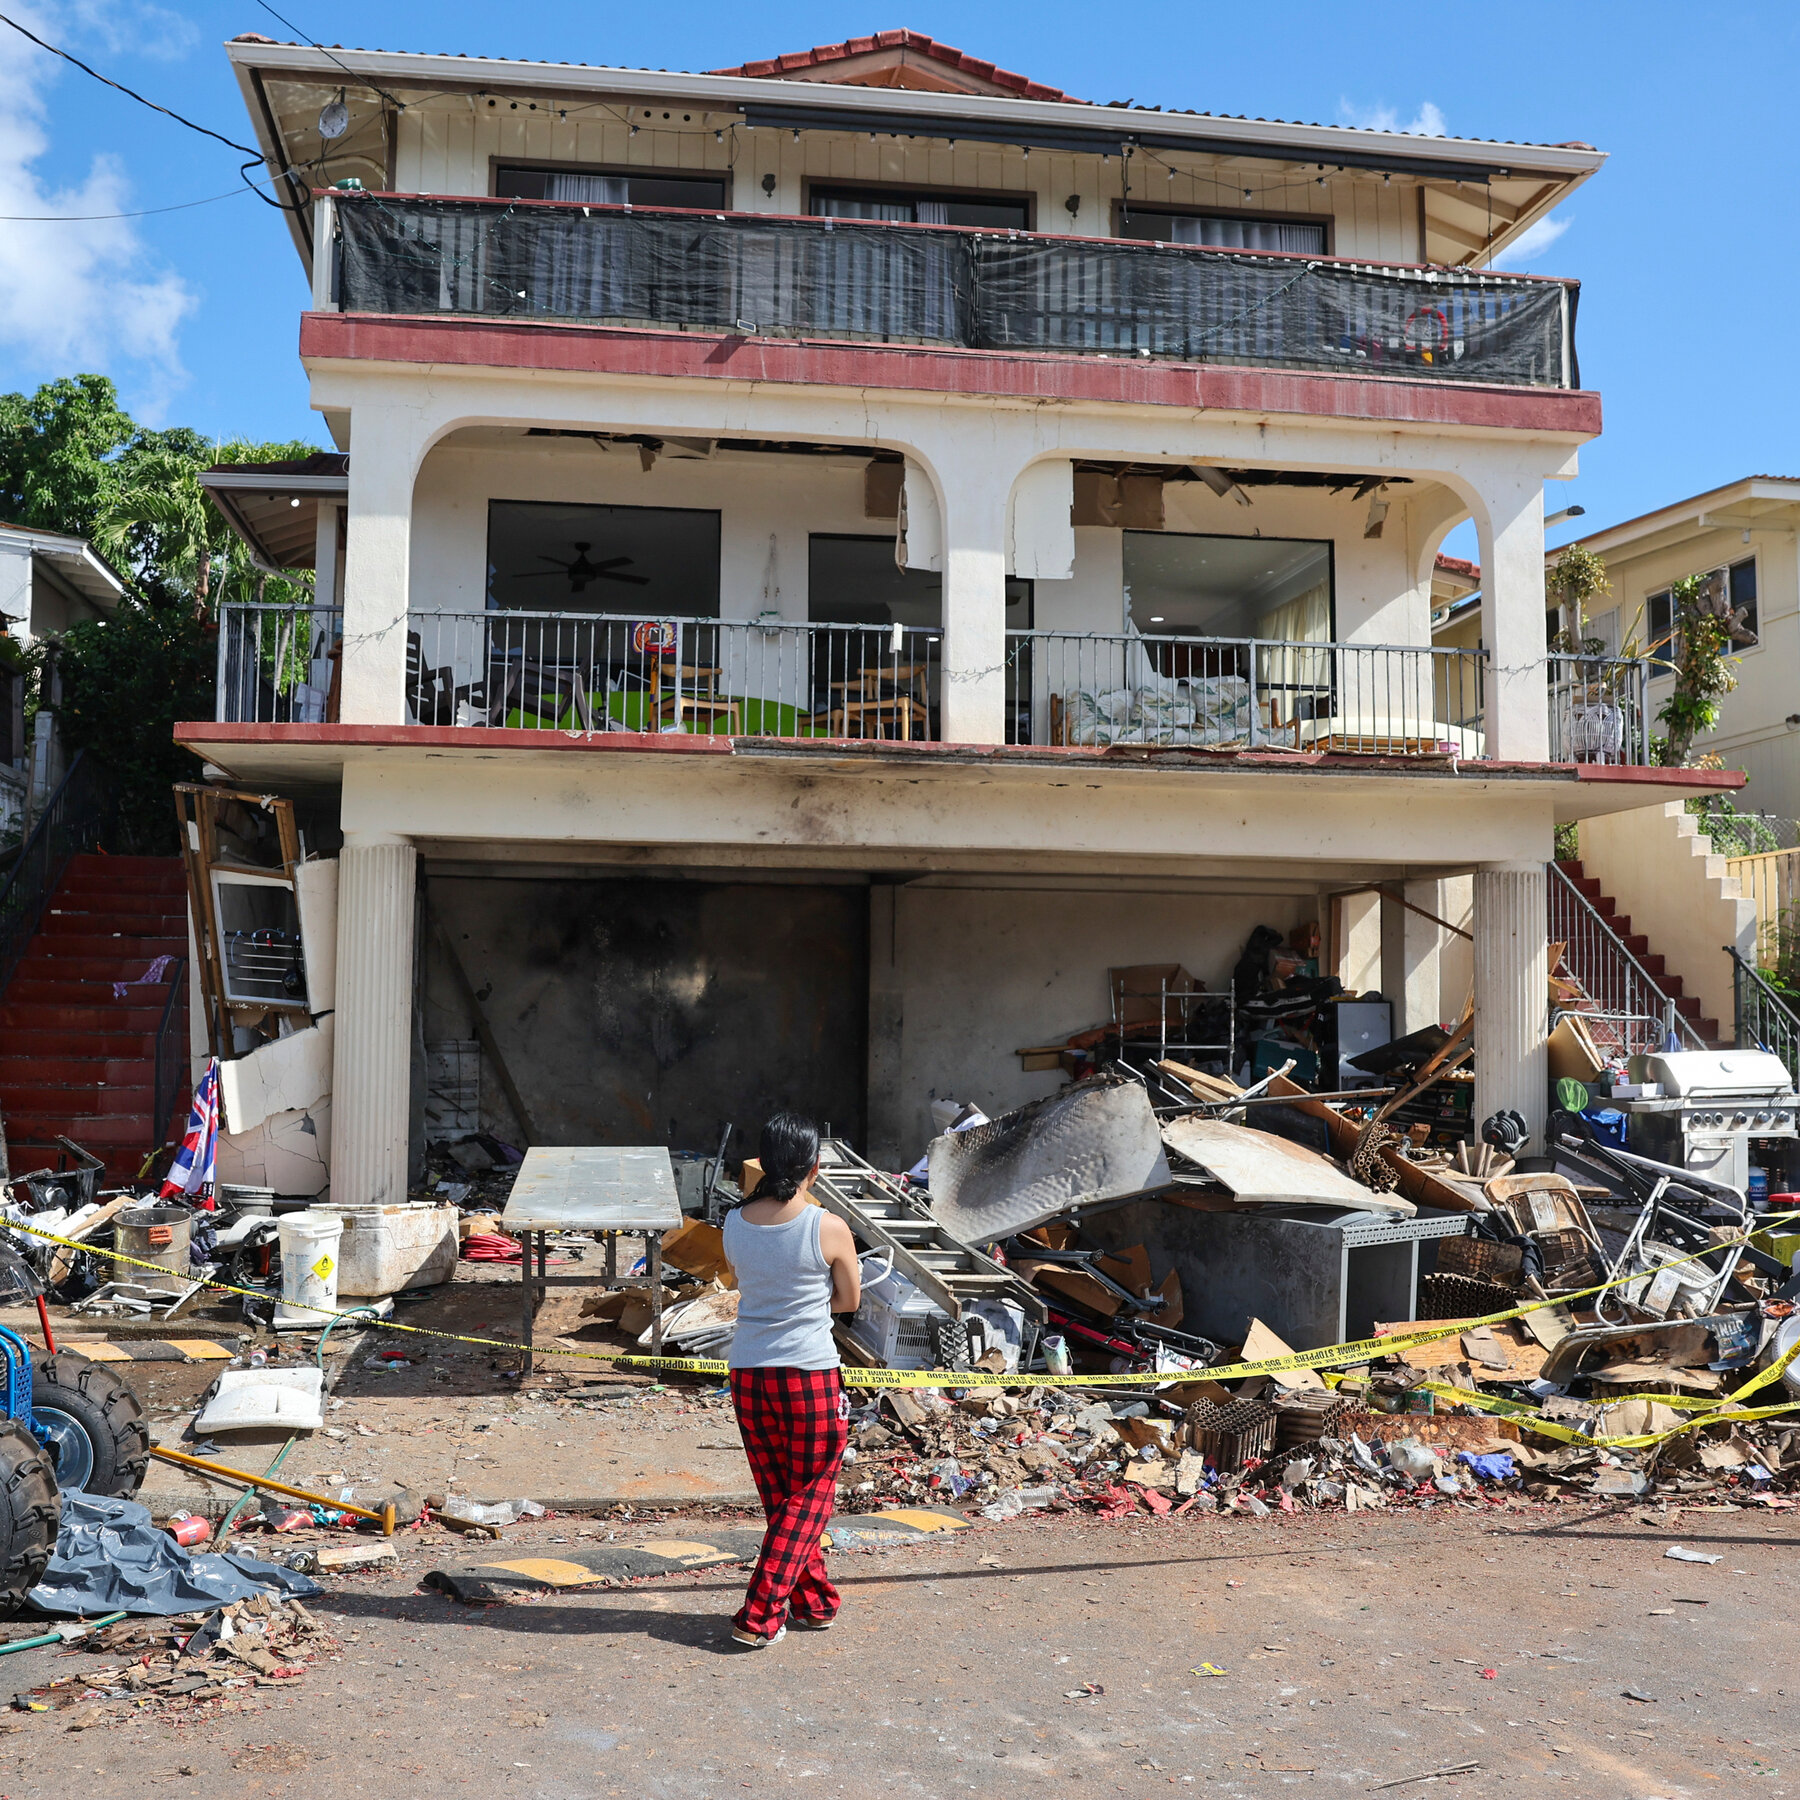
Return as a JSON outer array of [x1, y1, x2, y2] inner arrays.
[[5, 1210, 1794, 1400], [1414, 1378, 1800, 1450]]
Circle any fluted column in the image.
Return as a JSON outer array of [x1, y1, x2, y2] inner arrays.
[[1473, 860, 1548, 1147], [330, 833, 417, 1205]]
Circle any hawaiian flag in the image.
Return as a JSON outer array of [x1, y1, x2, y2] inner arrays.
[[160, 1057, 220, 1205]]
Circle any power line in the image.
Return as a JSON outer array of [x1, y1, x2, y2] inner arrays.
[[0, 10, 262, 157], [0, 184, 258, 223]]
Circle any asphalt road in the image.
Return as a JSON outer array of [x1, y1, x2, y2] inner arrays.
[[4, 1503, 1795, 1799]]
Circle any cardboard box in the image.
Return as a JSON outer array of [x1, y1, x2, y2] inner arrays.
[[1109, 963, 1200, 1029]]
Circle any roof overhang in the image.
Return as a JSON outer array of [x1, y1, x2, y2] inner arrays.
[[0, 524, 127, 614], [1555, 477, 1800, 565], [224, 38, 1605, 276], [200, 460, 348, 572]]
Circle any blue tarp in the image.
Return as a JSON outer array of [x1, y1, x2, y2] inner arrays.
[[28, 1491, 322, 1618]]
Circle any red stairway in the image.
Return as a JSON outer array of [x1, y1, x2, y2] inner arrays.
[[1554, 858, 1722, 1047], [0, 853, 190, 1182]]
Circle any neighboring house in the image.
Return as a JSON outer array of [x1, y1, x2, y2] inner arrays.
[[1541, 478, 1800, 823], [180, 29, 1739, 1205], [0, 523, 125, 838]]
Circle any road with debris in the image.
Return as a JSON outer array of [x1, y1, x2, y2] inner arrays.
[[5, 1503, 1795, 1798]]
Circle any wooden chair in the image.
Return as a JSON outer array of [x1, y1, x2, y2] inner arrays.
[[405, 631, 455, 726], [827, 660, 931, 740], [652, 658, 740, 734]]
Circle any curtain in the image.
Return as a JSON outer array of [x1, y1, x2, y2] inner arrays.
[[1171, 214, 1326, 256], [1256, 579, 1333, 724], [546, 174, 628, 205], [816, 195, 914, 222], [915, 200, 950, 226]]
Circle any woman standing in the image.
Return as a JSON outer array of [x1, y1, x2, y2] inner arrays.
[[723, 1112, 861, 1649]]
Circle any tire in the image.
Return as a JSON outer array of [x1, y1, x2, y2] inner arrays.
[[0, 1420, 61, 1615], [31, 1353, 149, 1499], [928, 1316, 971, 1373]]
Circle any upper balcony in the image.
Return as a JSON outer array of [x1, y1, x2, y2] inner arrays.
[[316, 191, 1580, 393]]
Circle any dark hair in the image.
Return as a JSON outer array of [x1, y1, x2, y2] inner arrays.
[[742, 1111, 820, 1205]]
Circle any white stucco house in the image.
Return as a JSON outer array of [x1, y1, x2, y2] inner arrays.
[[0, 522, 125, 838], [182, 29, 1739, 1204]]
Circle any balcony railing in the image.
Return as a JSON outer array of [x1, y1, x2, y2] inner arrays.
[[326, 193, 1578, 389], [1005, 631, 1485, 754], [217, 602, 343, 724], [1546, 653, 1652, 765]]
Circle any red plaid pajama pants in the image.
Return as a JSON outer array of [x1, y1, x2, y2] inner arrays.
[[729, 1366, 849, 1638]]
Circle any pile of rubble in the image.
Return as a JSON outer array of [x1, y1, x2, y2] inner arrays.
[[10, 1594, 339, 1725]]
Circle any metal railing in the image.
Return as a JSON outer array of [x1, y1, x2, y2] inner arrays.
[[217, 602, 343, 724], [327, 193, 1579, 389], [404, 610, 945, 739], [1729, 945, 1800, 1077], [1005, 631, 1486, 755], [152, 955, 190, 1152], [0, 749, 109, 1000], [1547, 859, 1706, 1053], [1546, 654, 1653, 765]]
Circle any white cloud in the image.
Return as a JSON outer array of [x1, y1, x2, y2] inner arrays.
[[1337, 98, 1449, 138], [62, 0, 197, 60], [0, 2, 196, 416], [1501, 211, 1573, 269]]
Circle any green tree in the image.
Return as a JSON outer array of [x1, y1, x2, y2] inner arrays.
[[1658, 572, 1740, 767], [0, 375, 322, 851]]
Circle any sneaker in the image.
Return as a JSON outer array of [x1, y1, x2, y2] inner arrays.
[[787, 1615, 834, 1632], [729, 1624, 786, 1649]]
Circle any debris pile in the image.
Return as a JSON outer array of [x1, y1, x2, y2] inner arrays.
[[10, 1595, 339, 1724]]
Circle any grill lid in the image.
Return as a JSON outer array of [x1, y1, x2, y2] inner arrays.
[[1632, 1050, 1795, 1098]]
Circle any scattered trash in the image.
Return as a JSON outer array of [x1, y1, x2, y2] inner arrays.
[[1664, 1545, 1723, 1564]]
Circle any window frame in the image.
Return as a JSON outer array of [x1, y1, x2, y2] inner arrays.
[[1121, 528, 1337, 643], [1643, 551, 1760, 681], [484, 498, 724, 619], [803, 178, 1036, 231], [1108, 199, 1335, 254], [490, 159, 733, 210]]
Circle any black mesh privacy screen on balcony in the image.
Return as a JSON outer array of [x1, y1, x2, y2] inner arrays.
[[334, 197, 1576, 388]]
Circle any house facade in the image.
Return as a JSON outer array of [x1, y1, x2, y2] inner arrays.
[[181, 31, 1738, 1204]]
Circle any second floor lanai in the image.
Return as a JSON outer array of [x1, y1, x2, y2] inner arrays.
[[203, 30, 1651, 773]]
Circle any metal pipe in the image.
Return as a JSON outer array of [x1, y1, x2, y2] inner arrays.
[[0, 1612, 126, 1657], [149, 1446, 396, 1534]]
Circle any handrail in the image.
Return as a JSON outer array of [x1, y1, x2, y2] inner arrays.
[[151, 955, 190, 1157], [0, 748, 107, 1000], [1547, 860, 1706, 1053], [1727, 945, 1800, 1074]]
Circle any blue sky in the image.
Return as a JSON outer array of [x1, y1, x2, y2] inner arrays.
[[2, 2, 1796, 553]]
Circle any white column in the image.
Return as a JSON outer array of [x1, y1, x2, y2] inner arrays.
[[929, 451, 1013, 746], [340, 408, 423, 725], [330, 833, 417, 1205], [1474, 475, 1550, 763], [1473, 859, 1548, 1146]]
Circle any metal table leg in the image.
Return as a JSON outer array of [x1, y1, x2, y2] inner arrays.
[[521, 1229, 534, 1375], [649, 1232, 664, 1355]]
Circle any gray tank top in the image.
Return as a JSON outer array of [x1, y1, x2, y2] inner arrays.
[[724, 1203, 840, 1371]]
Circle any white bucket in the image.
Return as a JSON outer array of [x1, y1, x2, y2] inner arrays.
[[276, 1210, 343, 1327]]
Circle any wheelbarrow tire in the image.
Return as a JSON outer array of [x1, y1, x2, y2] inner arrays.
[[0, 1420, 61, 1614], [31, 1353, 150, 1499]]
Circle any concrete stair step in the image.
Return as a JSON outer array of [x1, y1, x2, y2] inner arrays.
[[3, 1085, 153, 1116], [7, 978, 177, 1006], [4, 1113, 155, 1146], [0, 1056, 156, 1085], [44, 889, 187, 919], [23, 935, 187, 962], [0, 1002, 165, 1032], [7, 957, 181, 985], [0, 1028, 157, 1058]]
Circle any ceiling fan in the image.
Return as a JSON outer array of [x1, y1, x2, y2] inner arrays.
[[518, 543, 651, 593]]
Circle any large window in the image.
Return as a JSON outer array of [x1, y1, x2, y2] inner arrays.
[[809, 185, 1030, 231], [487, 501, 720, 616], [495, 165, 727, 210], [807, 535, 1032, 628], [1116, 208, 1328, 255], [1646, 555, 1758, 673], [1122, 532, 1334, 642]]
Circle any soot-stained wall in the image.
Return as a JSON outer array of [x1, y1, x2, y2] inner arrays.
[[424, 875, 869, 1152]]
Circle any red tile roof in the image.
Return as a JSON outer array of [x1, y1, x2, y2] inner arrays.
[[707, 31, 1075, 103]]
